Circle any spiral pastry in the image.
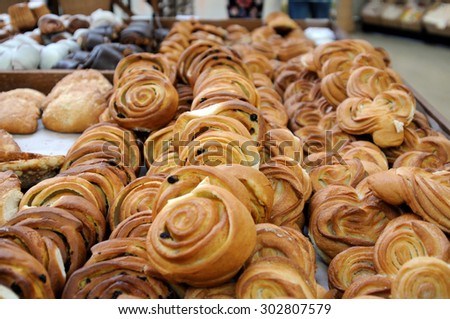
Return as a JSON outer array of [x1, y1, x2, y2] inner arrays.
[[109, 211, 153, 239], [176, 40, 220, 84], [260, 156, 312, 230], [251, 40, 277, 60], [192, 71, 259, 110], [181, 100, 264, 141], [243, 53, 273, 78], [191, 23, 228, 39], [259, 91, 288, 129], [346, 66, 403, 99], [262, 128, 303, 164], [0, 240, 54, 298], [178, 130, 260, 168], [0, 171, 22, 226], [152, 165, 253, 219], [5, 207, 87, 277], [308, 181, 400, 263], [62, 123, 140, 174], [185, 282, 236, 299], [19, 175, 106, 215], [216, 165, 274, 224], [251, 26, 276, 43], [58, 163, 127, 213], [143, 125, 175, 168], [176, 83, 194, 116], [236, 257, 317, 299], [367, 167, 450, 233], [113, 53, 176, 86], [108, 175, 165, 231], [373, 215, 449, 275], [159, 36, 188, 64], [277, 38, 314, 62], [109, 69, 179, 132], [50, 195, 106, 249], [147, 151, 183, 177], [391, 257, 450, 299], [247, 224, 316, 284], [146, 180, 256, 287], [328, 246, 377, 294], [342, 275, 392, 299], [172, 114, 251, 150], [63, 238, 169, 299], [336, 88, 416, 147], [309, 159, 367, 192], [0, 225, 66, 295]]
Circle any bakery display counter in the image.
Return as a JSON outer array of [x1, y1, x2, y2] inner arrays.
[[1, 12, 449, 300]]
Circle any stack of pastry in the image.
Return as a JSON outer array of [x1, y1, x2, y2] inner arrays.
[[327, 214, 450, 298], [2, 15, 450, 300]]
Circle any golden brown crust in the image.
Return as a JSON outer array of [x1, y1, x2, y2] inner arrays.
[[185, 282, 236, 299], [367, 167, 450, 233], [373, 216, 449, 275], [0, 129, 21, 153], [0, 240, 54, 298], [0, 96, 40, 134], [328, 246, 376, 293], [146, 181, 256, 287], [236, 257, 317, 299], [342, 274, 392, 299], [0, 151, 65, 190], [391, 257, 450, 299], [0, 171, 22, 225]]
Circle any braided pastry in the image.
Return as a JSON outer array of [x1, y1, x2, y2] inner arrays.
[[309, 159, 367, 192], [373, 215, 449, 275], [337, 87, 416, 147], [287, 98, 334, 131], [107, 175, 164, 231], [342, 274, 392, 299], [109, 69, 179, 132], [308, 181, 400, 263], [0, 240, 54, 298], [260, 156, 312, 230], [113, 53, 176, 85], [367, 167, 450, 233], [328, 246, 376, 295], [63, 238, 169, 299], [146, 180, 256, 287], [185, 282, 236, 299], [236, 257, 317, 299], [391, 257, 450, 299]]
